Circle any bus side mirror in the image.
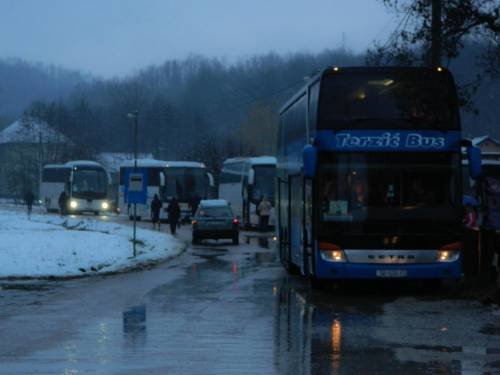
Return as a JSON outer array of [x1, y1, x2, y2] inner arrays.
[[206, 172, 214, 187], [248, 169, 255, 185], [303, 144, 317, 178], [160, 172, 165, 187], [467, 146, 482, 179]]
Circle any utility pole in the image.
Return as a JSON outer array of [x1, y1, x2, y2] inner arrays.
[[431, 0, 442, 67], [128, 111, 139, 257], [133, 110, 138, 257]]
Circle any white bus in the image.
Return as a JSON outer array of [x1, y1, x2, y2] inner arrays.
[[219, 156, 277, 227], [40, 161, 112, 214], [119, 159, 215, 221]]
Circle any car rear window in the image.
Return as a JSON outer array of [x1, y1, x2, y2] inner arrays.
[[198, 207, 232, 217]]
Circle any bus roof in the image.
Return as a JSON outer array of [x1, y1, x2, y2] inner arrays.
[[223, 156, 276, 166], [65, 160, 104, 168], [43, 164, 68, 169], [279, 65, 453, 115], [164, 161, 206, 169], [120, 159, 206, 169], [43, 161, 104, 169]]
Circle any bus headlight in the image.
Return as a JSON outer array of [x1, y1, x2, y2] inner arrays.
[[319, 242, 346, 262], [70, 200, 78, 209], [437, 250, 460, 262], [101, 202, 109, 210], [437, 242, 461, 262]]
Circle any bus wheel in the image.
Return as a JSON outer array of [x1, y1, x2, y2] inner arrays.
[[94, 211, 99, 216]]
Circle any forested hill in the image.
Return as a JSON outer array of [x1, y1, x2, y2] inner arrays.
[[0, 58, 86, 127], [1, 47, 499, 169]]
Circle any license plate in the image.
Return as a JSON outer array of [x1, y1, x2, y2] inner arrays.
[[376, 269, 407, 278]]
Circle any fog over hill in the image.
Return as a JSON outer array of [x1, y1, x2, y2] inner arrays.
[[0, 58, 88, 127], [1, 47, 498, 167]]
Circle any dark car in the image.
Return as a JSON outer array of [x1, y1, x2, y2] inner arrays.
[[192, 200, 239, 245]]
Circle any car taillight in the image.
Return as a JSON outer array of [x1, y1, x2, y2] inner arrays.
[[233, 218, 239, 225], [192, 220, 197, 225]]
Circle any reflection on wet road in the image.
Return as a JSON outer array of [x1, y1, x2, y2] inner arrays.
[[0, 226, 500, 374]]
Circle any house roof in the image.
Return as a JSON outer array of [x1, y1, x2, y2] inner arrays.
[[0, 118, 68, 145], [471, 135, 500, 147]]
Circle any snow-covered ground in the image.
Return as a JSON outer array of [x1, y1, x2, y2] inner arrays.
[[0, 209, 185, 278]]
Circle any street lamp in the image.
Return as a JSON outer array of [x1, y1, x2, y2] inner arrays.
[[127, 111, 139, 257]]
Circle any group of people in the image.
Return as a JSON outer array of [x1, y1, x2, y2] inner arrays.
[[150, 194, 182, 235]]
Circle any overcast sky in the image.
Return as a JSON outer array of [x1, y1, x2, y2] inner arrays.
[[0, 0, 396, 78]]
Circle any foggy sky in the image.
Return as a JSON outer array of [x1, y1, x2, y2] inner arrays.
[[0, 0, 395, 77]]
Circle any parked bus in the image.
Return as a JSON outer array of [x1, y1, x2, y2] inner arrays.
[[219, 156, 276, 227], [119, 159, 215, 221], [277, 66, 481, 282], [40, 161, 112, 214]]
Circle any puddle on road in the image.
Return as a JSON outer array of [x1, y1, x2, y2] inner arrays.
[[0, 283, 52, 292], [480, 324, 500, 336], [191, 247, 228, 260], [253, 251, 276, 265]]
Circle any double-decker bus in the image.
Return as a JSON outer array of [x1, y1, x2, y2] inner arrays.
[[219, 156, 276, 227], [119, 159, 214, 221], [40, 161, 112, 215], [277, 66, 481, 282]]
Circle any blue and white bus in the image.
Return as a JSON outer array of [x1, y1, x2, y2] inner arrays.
[[119, 159, 215, 221], [277, 66, 481, 282]]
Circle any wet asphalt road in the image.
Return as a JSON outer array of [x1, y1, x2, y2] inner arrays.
[[1, 216, 500, 374]]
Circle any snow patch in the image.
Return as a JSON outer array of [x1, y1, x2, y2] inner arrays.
[[0, 210, 184, 278]]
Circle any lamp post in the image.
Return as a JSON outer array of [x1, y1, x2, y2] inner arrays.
[[128, 111, 139, 257]]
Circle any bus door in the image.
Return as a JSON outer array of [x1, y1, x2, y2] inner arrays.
[[303, 178, 314, 276], [278, 177, 290, 266], [289, 175, 303, 269]]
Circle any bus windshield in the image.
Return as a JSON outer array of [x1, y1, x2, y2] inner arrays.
[[318, 70, 458, 129], [72, 168, 108, 199], [252, 165, 276, 203], [164, 168, 206, 201], [318, 152, 460, 230]]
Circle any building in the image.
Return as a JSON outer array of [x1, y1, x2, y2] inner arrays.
[[0, 117, 69, 199], [471, 135, 500, 160]]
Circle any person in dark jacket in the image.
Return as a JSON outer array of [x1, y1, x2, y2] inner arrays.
[[189, 194, 201, 217], [150, 194, 162, 230], [58, 190, 68, 216], [167, 197, 181, 235], [24, 190, 35, 218]]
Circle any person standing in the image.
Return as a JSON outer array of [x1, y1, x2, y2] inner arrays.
[[167, 197, 181, 235], [24, 190, 35, 219], [150, 194, 162, 230], [190, 194, 201, 217], [257, 196, 272, 232], [58, 190, 68, 216]]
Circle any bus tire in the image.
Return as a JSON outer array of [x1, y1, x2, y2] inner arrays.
[[94, 211, 99, 216], [309, 276, 326, 289]]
